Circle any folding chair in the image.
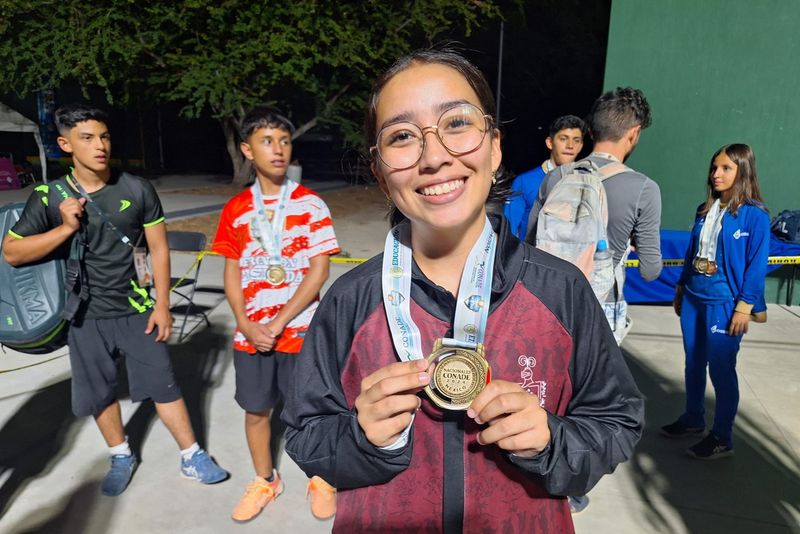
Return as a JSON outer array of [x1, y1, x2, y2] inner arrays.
[[167, 230, 211, 342]]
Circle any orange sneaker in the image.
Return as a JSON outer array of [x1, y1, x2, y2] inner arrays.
[[307, 475, 337, 519], [231, 471, 283, 522]]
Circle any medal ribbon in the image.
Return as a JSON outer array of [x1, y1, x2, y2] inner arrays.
[[696, 199, 726, 264], [251, 179, 292, 267], [381, 217, 497, 362]]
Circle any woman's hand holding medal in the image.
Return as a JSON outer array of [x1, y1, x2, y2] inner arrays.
[[355, 359, 431, 448], [467, 380, 551, 458]]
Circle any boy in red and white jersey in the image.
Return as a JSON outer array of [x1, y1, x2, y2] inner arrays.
[[212, 107, 340, 523]]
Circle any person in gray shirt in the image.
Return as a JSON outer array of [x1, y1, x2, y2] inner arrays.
[[527, 87, 663, 343], [526, 86, 662, 516]]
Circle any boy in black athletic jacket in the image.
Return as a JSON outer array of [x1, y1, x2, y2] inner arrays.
[[2, 103, 227, 496]]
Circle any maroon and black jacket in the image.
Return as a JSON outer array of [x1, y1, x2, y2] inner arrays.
[[283, 216, 644, 533]]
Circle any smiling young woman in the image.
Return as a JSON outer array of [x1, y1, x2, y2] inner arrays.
[[283, 48, 644, 534]]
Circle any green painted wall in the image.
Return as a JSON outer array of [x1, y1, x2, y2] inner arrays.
[[605, 0, 800, 230], [605, 0, 800, 304]]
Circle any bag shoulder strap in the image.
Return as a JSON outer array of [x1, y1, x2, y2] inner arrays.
[[598, 162, 629, 181]]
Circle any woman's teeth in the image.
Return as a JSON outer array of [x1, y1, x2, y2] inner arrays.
[[420, 179, 464, 196]]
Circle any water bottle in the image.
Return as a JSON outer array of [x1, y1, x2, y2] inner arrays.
[[594, 239, 612, 262], [592, 239, 614, 300]]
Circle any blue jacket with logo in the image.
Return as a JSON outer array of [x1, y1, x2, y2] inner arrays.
[[678, 202, 770, 312]]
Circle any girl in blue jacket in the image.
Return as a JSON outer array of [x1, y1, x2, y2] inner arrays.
[[661, 143, 769, 459]]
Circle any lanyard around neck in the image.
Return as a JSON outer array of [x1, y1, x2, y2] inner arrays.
[[250, 179, 291, 265], [67, 173, 134, 248], [381, 217, 497, 362], [697, 199, 726, 262]]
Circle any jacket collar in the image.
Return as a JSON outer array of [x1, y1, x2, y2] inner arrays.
[[408, 213, 525, 320]]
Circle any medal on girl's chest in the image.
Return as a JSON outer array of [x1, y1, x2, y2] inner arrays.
[[425, 339, 490, 410], [692, 257, 708, 273], [693, 200, 725, 277]]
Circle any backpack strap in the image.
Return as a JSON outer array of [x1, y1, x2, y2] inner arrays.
[[598, 162, 629, 181], [42, 178, 89, 323], [62, 223, 89, 322]]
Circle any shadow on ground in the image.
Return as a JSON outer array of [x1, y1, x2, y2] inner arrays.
[[0, 380, 78, 519], [623, 345, 800, 533], [0, 316, 231, 531]]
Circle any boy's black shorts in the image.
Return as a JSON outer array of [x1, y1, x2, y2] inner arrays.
[[68, 311, 182, 417], [233, 349, 296, 413]]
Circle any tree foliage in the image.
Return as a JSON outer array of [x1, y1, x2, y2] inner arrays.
[[0, 0, 500, 182]]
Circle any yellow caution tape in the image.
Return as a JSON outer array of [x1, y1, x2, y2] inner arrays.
[[625, 256, 800, 268], [173, 250, 799, 285], [330, 257, 369, 265]]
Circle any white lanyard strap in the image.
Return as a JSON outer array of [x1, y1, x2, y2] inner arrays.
[[697, 199, 726, 262], [381, 218, 497, 361], [251, 180, 291, 266]]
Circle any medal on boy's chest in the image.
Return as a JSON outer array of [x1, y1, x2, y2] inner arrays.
[[381, 219, 496, 411], [267, 265, 287, 285], [251, 180, 291, 286]]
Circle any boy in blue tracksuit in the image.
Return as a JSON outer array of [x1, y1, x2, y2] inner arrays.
[[661, 144, 770, 460]]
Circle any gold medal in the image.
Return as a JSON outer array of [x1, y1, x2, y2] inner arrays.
[[424, 338, 490, 410], [267, 265, 286, 285], [693, 257, 708, 274]]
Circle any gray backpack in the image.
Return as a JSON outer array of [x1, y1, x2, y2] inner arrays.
[[535, 159, 628, 302]]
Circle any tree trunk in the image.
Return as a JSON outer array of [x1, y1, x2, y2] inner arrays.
[[222, 117, 252, 186]]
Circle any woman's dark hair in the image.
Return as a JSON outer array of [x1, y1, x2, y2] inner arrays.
[[364, 48, 511, 225], [701, 143, 766, 217]]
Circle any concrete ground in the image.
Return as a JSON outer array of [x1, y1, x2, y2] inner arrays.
[[1, 176, 799, 533]]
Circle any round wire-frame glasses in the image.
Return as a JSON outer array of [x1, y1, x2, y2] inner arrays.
[[370, 103, 492, 170]]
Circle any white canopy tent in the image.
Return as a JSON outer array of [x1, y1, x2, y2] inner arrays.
[[0, 102, 47, 183]]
